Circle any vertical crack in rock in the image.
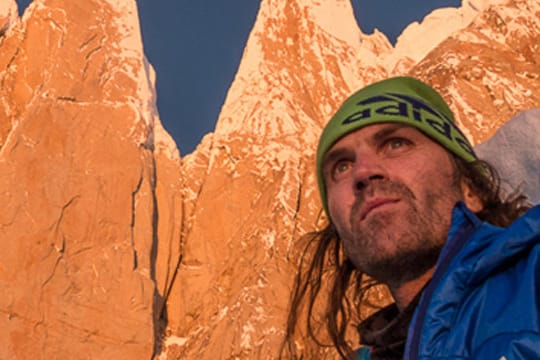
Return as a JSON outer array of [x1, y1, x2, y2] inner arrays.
[[159, 155, 191, 320], [37, 196, 79, 339], [80, 34, 104, 78], [149, 153, 165, 358], [78, 33, 98, 51], [130, 168, 144, 270], [287, 162, 304, 260], [53, 195, 79, 251], [158, 196, 183, 322], [44, 196, 80, 286], [148, 154, 158, 280], [0, 47, 18, 87], [0, 47, 20, 149]]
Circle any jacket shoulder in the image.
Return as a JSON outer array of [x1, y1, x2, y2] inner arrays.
[[408, 205, 540, 358]]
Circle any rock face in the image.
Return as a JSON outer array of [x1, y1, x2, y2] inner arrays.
[[168, 0, 540, 358], [1, 0, 539, 359], [167, 0, 540, 358], [0, 0, 181, 358], [409, 0, 540, 144]]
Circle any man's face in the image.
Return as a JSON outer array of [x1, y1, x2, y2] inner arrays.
[[322, 123, 464, 287]]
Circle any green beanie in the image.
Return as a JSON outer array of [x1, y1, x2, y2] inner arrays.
[[316, 76, 477, 216]]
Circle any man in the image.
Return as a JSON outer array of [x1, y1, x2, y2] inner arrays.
[[281, 77, 539, 359]]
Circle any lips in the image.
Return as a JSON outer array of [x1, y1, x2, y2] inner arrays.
[[358, 198, 400, 221]]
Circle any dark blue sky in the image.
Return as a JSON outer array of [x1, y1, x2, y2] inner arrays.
[[15, 0, 460, 155]]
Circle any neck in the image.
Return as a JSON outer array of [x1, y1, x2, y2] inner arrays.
[[389, 267, 434, 311]]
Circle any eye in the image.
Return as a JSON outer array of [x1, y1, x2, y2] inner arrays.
[[383, 137, 412, 153], [336, 161, 351, 173], [332, 160, 352, 179]]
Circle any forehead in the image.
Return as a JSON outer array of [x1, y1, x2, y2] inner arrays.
[[327, 123, 422, 151]]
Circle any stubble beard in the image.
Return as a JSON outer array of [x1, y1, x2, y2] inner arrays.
[[345, 180, 461, 288]]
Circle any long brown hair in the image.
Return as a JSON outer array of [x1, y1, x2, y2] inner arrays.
[[280, 158, 531, 358]]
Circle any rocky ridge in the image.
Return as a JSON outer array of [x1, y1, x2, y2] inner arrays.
[[0, 0, 181, 358], [0, 0, 539, 359], [171, 0, 540, 358]]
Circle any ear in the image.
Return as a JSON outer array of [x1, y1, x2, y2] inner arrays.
[[461, 181, 484, 213]]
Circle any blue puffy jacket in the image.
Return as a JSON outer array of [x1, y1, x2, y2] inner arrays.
[[403, 203, 540, 359]]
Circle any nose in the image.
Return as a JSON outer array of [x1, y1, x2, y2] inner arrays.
[[352, 156, 386, 194]]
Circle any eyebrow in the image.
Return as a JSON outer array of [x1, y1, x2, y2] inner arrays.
[[322, 147, 350, 173], [322, 123, 412, 172], [371, 123, 409, 144]]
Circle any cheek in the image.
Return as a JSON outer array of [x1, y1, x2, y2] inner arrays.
[[327, 187, 354, 233], [407, 162, 461, 206]]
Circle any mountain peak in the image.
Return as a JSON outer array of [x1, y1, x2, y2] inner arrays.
[[174, 0, 540, 357], [214, 0, 390, 141], [2, 0, 539, 359]]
